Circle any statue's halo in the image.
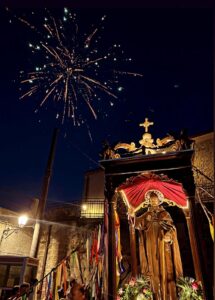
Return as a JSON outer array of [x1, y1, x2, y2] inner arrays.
[[145, 189, 164, 205]]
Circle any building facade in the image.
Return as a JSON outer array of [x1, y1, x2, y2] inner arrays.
[[0, 131, 213, 298]]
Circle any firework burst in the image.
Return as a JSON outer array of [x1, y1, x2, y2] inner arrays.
[[9, 8, 142, 125]]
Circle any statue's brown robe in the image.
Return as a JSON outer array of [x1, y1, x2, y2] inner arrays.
[[135, 206, 183, 300]]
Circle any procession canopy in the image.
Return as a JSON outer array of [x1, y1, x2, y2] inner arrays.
[[116, 172, 188, 213]]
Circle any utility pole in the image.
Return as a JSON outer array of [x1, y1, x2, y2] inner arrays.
[[30, 128, 59, 257]]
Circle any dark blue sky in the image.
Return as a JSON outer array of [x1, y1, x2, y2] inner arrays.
[[0, 8, 213, 211]]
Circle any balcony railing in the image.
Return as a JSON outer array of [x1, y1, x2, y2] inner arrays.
[[81, 199, 104, 219]]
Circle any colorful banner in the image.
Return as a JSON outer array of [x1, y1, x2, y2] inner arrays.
[[35, 223, 105, 300]]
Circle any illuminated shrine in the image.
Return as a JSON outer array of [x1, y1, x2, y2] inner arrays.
[[99, 118, 213, 300]]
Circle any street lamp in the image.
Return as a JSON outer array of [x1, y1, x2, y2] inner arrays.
[[18, 215, 28, 228], [1, 215, 30, 240]]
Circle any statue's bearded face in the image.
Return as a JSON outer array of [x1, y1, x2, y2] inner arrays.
[[150, 194, 160, 206]]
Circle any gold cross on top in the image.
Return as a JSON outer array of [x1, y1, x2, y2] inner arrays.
[[139, 118, 154, 132]]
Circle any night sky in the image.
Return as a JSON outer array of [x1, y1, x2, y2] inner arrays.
[[0, 7, 213, 212]]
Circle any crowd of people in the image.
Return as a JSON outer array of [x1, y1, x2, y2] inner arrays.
[[5, 283, 31, 300], [3, 278, 88, 300]]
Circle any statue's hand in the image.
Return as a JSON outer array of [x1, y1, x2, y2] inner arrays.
[[159, 220, 174, 231], [163, 232, 172, 243]]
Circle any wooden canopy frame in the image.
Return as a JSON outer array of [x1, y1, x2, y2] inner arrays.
[[100, 150, 204, 300]]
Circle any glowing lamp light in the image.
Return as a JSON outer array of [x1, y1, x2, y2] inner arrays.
[[18, 215, 28, 228], [82, 204, 87, 211]]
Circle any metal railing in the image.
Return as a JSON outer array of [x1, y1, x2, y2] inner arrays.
[[81, 199, 104, 219]]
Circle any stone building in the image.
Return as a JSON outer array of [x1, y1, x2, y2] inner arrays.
[[0, 208, 38, 291], [36, 203, 92, 281], [0, 131, 213, 296], [0, 208, 33, 257]]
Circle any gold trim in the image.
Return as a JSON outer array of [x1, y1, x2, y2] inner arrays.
[[119, 190, 131, 208]]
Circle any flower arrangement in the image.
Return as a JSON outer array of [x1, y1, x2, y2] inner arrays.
[[176, 277, 204, 300], [117, 276, 152, 300]]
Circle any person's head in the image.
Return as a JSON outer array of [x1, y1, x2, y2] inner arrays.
[[20, 283, 30, 296], [11, 286, 20, 296], [149, 192, 160, 207], [29, 278, 38, 286], [71, 284, 87, 300]]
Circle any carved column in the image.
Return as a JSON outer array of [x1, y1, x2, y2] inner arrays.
[[104, 175, 117, 300], [183, 207, 203, 282], [129, 221, 138, 277]]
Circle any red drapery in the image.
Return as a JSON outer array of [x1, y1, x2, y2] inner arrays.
[[117, 173, 188, 211]]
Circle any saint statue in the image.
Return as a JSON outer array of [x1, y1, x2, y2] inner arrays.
[[134, 190, 183, 300]]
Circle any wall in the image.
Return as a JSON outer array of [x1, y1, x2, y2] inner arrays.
[[192, 132, 214, 199], [36, 207, 95, 281], [0, 208, 33, 256], [191, 132, 214, 299]]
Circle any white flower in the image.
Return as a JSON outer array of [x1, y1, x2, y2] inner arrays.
[[118, 288, 123, 295], [136, 293, 145, 300]]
